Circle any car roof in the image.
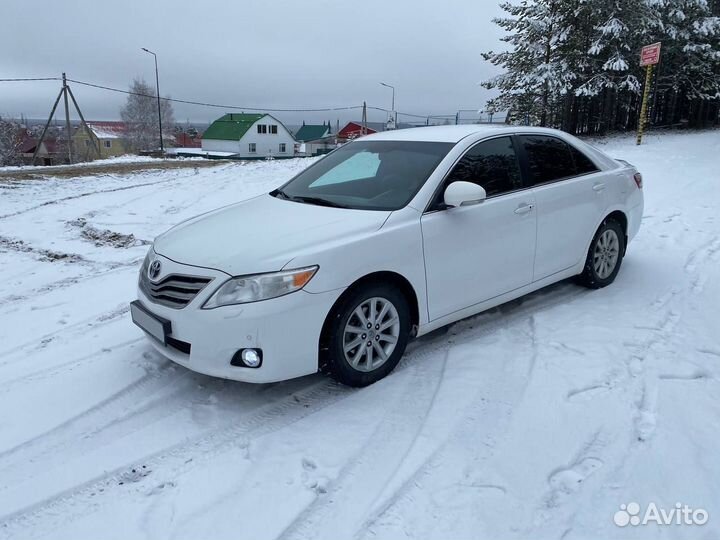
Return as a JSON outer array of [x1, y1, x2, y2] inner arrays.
[[361, 124, 565, 143]]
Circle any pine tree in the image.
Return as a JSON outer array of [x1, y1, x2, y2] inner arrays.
[[653, 0, 720, 125], [482, 0, 589, 126], [482, 0, 720, 132]]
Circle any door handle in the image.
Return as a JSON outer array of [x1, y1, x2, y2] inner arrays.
[[593, 183, 606, 192], [514, 204, 534, 215]]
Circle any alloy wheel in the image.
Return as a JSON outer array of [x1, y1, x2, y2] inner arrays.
[[593, 229, 620, 279], [342, 297, 400, 372]]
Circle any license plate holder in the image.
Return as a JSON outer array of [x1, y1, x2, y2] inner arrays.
[[130, 300, 171, 345]]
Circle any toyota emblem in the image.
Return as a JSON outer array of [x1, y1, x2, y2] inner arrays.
[[148, 260, 162, 281]]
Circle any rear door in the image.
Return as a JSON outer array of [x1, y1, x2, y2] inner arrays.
[[517, 135, 606, 280]]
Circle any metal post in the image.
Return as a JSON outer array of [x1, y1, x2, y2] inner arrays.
[[361, 101, 367, 136], [380, 82, 395, 129], [636, 64, 654, 145], [142, 48, 164, 153], [67, 86, 101, 160], [62, 73, 73, 163], [32, 87, 64, 165]]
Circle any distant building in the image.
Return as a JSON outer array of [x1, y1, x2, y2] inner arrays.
[[294, 123, 335, 156], [174, 131, 202, 148], [337, 121, 380, 140], [201, 113, 295, 159], [18, 136, 63, 166], [72, 121, 127, 160], [336, 121, 416, 141]]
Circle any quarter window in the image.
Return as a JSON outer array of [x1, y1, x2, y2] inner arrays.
[[249, 143, 256, 153], [519, 135, 596, 185], [270, 125, 278, 134], [444, 136, 522, 197], [569, 145, 599, 175]]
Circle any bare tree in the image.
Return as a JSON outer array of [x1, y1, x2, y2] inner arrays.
[[120, 78, 175, 152], [0, 117, 23, 166]]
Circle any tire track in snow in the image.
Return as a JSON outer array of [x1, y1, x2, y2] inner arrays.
[[0, 354, 177, 470], [279, 283, 589, 540], [351, 283, 597, 538], [0, 338, 145, 394], [0, 303, 131, 364], [0, 169, 216, 221], [1, 280, 586, 538], [0, 380, 354, 537], [276, 353, 449, 540], [0, 260, 141, 308]]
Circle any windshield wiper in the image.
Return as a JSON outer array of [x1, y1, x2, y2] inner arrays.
[[288, 195, 348, 208], [271, 188, 291, 200], [272, 189, 347, 208]]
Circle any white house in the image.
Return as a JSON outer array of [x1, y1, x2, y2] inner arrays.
[[201, 113, 296, 159]]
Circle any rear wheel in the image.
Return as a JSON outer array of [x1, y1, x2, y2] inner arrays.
[[322, 284, 411, 387], [576, 219, 625, 289]]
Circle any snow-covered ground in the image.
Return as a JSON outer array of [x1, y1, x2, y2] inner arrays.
[[0, 131, 719, 540], [0, 154, 171, 172]]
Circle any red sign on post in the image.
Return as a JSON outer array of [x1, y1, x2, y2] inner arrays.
[[640, 42, 662, 66]]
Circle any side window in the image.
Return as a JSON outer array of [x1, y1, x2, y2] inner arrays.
[[569, 145, 599, 175], [445, 136, 522, 197], [520, 135, 577, 184]]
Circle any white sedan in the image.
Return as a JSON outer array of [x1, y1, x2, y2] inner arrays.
[[131, 125, 644, 387]]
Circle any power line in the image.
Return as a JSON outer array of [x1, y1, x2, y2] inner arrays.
[[1, 75, 479, 121], [0, 77, 61, 82], [67, 78, 365, 113]]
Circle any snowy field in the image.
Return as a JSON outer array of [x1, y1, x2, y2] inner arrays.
[[0, 131, 719, 540]]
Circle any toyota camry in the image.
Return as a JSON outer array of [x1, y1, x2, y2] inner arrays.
[[131, 125, 643, 387]]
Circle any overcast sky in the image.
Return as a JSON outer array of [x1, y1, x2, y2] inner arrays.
[[1, 0, 506, 127]]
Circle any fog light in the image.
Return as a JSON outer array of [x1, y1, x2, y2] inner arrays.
[[231, 348, 263, 368]]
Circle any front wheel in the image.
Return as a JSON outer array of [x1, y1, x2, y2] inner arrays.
[[322, 285, 411, 387], [576, 219, 625, 289]]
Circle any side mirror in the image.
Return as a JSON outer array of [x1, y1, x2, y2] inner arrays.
[[443, 181, 487, 208]]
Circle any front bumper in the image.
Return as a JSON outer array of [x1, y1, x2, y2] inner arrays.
[[134, 254, 343, 383]]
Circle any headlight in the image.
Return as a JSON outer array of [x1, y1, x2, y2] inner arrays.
[[203, 266, 318, 308], [139, 248, 152, 281]]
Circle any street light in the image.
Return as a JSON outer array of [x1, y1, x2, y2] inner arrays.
[[380, 82, 397, 132], [141, 47, 164, 153]]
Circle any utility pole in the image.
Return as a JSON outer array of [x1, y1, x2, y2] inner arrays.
[[62, 73, 73, 163], [380, 82, 395, 130], [33, 74, 101, 165], [361, 101, 368, 136], [142, 47, 164, 153]]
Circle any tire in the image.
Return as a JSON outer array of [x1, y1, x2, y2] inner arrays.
[[576, 218, 626, 289], [322, 284, 411, 387]]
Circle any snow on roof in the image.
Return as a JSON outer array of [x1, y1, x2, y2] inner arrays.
[[84, 122, 127, 139]]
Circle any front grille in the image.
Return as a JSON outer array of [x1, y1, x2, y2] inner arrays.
[[140, 272, 212, 309]]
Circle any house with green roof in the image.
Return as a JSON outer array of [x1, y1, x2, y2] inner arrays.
[[201, 113, 296, 159], [293, 122, 335, 156]]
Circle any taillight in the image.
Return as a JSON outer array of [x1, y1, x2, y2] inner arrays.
[[633, 172, 643, 189]]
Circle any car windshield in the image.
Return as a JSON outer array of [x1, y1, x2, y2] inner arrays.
[[273, 140, 454, 210]]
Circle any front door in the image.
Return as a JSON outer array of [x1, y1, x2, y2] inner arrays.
[[421, 136, 537, 321]]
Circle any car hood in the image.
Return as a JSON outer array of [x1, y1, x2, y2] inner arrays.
[[153, 194, 391, 276]]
